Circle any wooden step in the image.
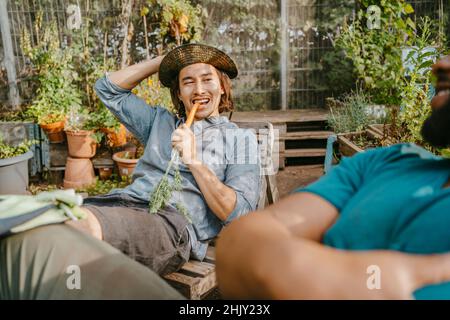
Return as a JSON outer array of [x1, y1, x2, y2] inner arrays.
[[228, 109, 329, 124], [283, 131, 334, 141], [284, 148, 327, 158], [164, 245, 218, 300]]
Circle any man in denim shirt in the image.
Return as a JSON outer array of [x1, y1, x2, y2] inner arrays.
[[68, 44, 261, 275]]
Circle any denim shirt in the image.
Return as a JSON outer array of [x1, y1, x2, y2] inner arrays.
[[94, 75, 261, 260]]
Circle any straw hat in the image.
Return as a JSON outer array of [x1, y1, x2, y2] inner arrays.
[[159, 43, 238, 87]]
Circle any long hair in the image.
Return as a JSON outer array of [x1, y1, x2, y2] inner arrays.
[[169, 69, 234, 119]]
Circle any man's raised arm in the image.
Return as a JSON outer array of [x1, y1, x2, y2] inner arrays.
[[108, 56, 164, 90]]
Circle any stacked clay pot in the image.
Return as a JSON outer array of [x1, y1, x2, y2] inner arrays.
[[64, 130, 97, 189]]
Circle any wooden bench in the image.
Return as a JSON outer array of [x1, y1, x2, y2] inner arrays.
[[164, 121, 280, 299]]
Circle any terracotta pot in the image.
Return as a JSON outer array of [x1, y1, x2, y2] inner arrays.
[[98, 167, 113, 180], [66, 130, 97, 158], [113, 151, 139, 177], [40, 120, 65, 143], [101, 124, 127, 147], [63, 157, 95, 189]]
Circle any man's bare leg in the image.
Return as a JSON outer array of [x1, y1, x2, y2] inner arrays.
[[65, 208, 103, 240]]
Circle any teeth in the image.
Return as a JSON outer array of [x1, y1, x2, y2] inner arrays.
[[193, 98, 209, 104], [438, 89, 450, 96]]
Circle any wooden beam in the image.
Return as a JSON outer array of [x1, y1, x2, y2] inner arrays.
[[0, 0, 21, 109], [280, 0, 288, 111], [284, 148, 327, 157]]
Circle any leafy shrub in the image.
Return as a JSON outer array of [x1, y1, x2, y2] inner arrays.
[[327, 89, 380, 133], [0, 137, 36, 159]]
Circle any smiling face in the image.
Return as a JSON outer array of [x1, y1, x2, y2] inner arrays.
[[177, 63, 224, 121], [421, 55, 450, 148]]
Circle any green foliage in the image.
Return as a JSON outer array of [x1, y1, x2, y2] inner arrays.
[[336, 2, 448, 155], [148, 158, 183, 214], [144, 0, 203, 48], [28, 183, 58, 195], [88, 104, 121, 131], [0, 110, 27, 122], [132, 75, 174, 112], [327, 89, 379, 134], [0, 137, 36, 159], [320, 49, 357, 97], [28, 175, 132, 196], [175, 202, 192, 223], [194, 0, 280, 111], [21, 19, 83, 125], [69, 15, 122, 132], [63, 105, 105, 144], [399, 17, 443, 144], [77, 175, 132, 196], [315, 0, 355, 33], [149, 174, 172, 214], [441, 148, 450, 159], [20, 8, 121, 133], [149, 158, 189, 221], [336, 0, 416, 105]]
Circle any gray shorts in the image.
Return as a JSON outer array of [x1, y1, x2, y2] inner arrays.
[[83, 194, 191, 276]]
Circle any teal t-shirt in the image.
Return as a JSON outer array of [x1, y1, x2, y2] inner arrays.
[[298, 143, 450, 299]]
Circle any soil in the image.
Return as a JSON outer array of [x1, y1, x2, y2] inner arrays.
[[349, 133, 381, 150], [276, 164, 324, 197]]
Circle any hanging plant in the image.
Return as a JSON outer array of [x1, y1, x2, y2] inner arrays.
[[145, 0, 203, 48]]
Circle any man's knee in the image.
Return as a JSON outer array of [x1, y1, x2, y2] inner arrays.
[[65, 207, 103, 240]]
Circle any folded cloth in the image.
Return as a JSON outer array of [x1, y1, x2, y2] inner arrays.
[[0, 189, 86, 237]]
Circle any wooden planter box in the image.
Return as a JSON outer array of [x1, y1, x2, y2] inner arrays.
[[337, 129, 384, 157], [367, 124, 388, 137], [367, 124, 398, 145]]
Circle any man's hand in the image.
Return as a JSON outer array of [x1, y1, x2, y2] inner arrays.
[[171, 124, 197, 165], [172, 123, 237, 220]]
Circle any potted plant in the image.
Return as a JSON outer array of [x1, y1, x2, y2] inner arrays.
[[25, 89, 70, 144], [98, 166, 113, 181], [63, 107, 101, 190], [63, 156, 96, 190], [90, 104, 127, 148], [21, 21, 83, 143], [29, 108, 66, 143], [64, 107, 100, 159], [0, 137, 35, 194], [112, 150, 140, 178]]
